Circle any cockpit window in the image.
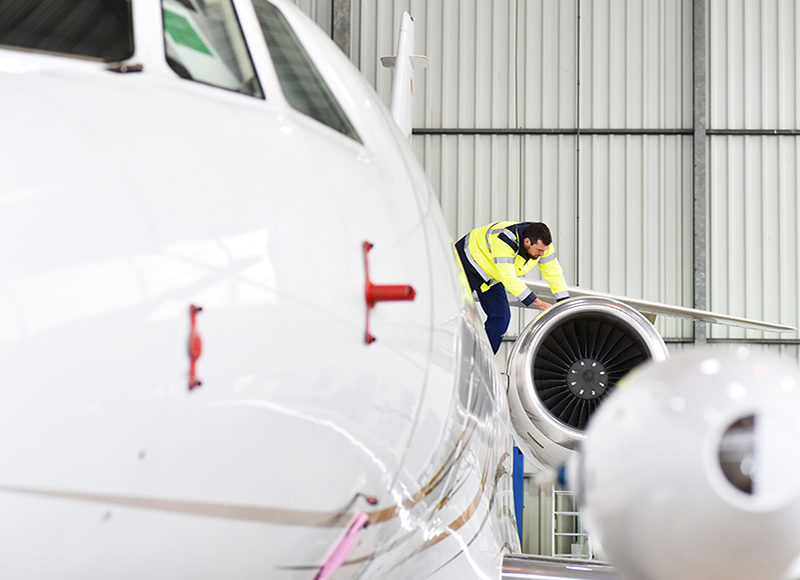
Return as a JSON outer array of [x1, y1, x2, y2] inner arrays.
[[163, 0, 263, 98], [253, 1, 360, 142], [0, 0, 133, 62]]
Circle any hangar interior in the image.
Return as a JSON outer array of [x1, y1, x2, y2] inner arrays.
[[290, 0, 800, 558]]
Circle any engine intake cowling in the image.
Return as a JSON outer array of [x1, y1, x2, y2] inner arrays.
[[506, 296, 668, 469]]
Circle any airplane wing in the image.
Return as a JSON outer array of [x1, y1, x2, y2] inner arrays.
[[520, 279, 796, 334]]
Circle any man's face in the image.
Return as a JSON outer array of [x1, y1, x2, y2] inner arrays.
[[525, 238, 549, 259]]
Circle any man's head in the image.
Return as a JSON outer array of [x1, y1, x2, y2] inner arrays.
[[522, 222, 552, 259]]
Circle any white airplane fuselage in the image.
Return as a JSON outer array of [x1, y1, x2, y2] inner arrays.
[[0, 1, 517, 577]]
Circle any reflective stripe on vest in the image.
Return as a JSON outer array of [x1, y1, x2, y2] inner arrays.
[[464, 241, 491, 282]]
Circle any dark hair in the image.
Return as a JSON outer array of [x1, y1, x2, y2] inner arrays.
[[523, 222, 552, 246]]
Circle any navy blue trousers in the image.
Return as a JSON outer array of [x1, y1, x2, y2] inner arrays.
[[475, 283, 511, 353], [455, 238, 511, 354]]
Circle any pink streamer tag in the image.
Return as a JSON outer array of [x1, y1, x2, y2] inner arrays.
[[315, 512, 369, 580]]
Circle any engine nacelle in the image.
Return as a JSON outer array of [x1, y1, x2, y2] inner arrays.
[[506, 297, 668, 469], [576, 347, 800, 580]]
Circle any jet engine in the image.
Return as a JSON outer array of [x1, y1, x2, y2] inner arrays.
[[506, 297, 668, 469], [576, 347, 800, 580]]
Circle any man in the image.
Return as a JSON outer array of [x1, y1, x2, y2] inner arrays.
[[455, 221, 569, 353]]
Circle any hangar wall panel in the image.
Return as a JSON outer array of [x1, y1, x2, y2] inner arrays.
[[577, 0, 692, 129], [707, 0, 800, 343], [709, 0, 800, 130], [577, 134, 694, 339], [358, 0, 690, 131], [708, 136, 800, 340], [289, 0, 332, 34]]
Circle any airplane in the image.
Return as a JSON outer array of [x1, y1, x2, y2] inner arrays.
[[0, 1, 797, 579]]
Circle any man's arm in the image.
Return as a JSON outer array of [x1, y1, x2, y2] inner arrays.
[[494, 262, 552, 310], [538, 246, 569, 301]]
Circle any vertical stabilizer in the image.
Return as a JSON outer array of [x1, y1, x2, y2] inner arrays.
[[380, 12, 428, 138]]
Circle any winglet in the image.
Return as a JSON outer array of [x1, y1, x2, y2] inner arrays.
[[381, 12, 428, 138]]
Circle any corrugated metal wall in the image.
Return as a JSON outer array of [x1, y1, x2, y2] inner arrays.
[[291, 0, 800, 358], [289, 0, 331, 34], [708, 0, 800, 343]]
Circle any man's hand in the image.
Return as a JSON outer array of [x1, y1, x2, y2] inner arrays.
[[532, 298, 550, 311]]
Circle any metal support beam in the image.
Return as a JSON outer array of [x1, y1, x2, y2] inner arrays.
[[332, 0, 352, 58], [693, 0, 708, 344]]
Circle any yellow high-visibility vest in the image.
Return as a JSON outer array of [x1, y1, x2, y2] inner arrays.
[[462, 221, 569, 304]]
